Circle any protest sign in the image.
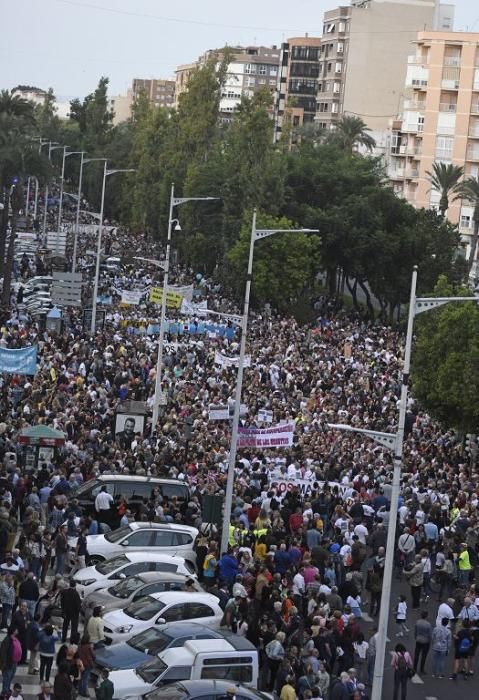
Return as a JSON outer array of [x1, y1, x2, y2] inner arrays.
[[0, 346, 37, 375], [214, 351, 251, 369], [121, 290, 142, 305], [149, 287, 183, 309], [268, 477, 353, 499], [237, 422, 295, 449], [258, 409, 273, 423], [180, 298, 208, 316], [209, 403, 247, 420], [169, 284, 194, 302]]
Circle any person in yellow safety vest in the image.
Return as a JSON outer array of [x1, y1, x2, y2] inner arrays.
[[450, 505, 460, 524], [253, 527, 268, 541], [458, 543, 472, 586], [228, 524, 240, 548]]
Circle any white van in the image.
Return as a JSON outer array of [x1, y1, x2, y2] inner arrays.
[[109, 638, 259, 698]]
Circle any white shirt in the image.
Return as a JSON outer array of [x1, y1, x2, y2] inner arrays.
[[292, 572, 305, 596], [436, 603, 454, 627], [354, 523, 368, 545], [95, 491, 113, 511]]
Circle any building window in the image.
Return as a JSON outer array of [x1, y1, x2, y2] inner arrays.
[[435, 135, 454, 160], [337, 42, 344, 53], [339, 21, 346, 32], [247, 77, 256, 87], [335, 63, 342, 73], [327, 23, 336, 33], [327, 63, 332, 73], [270, 67, 277, 76], [331, 103, 339, 113], [460, 214, 472, 228], [244, 64, 257, 74], [258, 65, 267, 75], [258, 78, 266, 84]]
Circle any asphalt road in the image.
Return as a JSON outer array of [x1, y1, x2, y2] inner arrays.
[[367, 569, 478, 700]]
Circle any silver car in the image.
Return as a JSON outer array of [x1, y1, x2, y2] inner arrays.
[[82, 572, 203, 618]]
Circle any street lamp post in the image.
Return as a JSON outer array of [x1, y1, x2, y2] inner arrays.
[[71, 152, 90, 273], [90, 163, 136, 333], [327, 265, 477, 700], [220, 211, 319, 554], [42, 142, 62, 244], [151, 185, 219, 429], [57, 149, 83, 235]]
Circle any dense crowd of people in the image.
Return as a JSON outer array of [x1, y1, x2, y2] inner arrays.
[[0, 200, 477, 700]]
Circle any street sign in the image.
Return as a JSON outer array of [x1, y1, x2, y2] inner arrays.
[[51, 271, 83, 307], [82, 308, 105, 331]]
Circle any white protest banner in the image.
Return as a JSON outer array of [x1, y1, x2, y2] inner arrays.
[[121, 290, 142, 305], [214, 351, 251, 369], [237, 422, 295, 449], [180, 298, 208, 317], [269, 478, 353, 499], [209, 403, 247, 420], [169, 284, 194, 302], [258, 409, 273, 423]]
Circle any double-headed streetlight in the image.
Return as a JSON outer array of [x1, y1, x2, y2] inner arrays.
[[57, 148, 84, 235], [220, 211, 319, 554], [327, 265, 477, 700], [41, 142, 63, 243], [151, 184, 219, 428], [90, 162, 136, 333]]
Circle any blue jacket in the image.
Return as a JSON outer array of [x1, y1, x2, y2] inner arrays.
[[218, 554, 238, 581], [38, 630, 58, 655]]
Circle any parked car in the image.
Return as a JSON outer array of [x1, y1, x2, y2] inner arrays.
[[95, 623, 241, 670], [103, 592, 223, 645], [139, 681, 272, 700], [79, 523, 198, 568], [73, 553, 195, 597], [108, 638, 259, 697], [83, 572, 203, 618], [74, 476, 190, 523]]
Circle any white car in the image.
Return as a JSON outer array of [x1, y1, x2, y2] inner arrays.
[[73, 552, 195, 598], [103, 592, 223, 645], [81, 523, 199, 569]]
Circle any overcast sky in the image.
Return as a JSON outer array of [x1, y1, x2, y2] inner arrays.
[[1, 0, 477, 100]]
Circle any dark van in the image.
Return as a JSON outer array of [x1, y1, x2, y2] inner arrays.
[[75, 476, 190, 522]]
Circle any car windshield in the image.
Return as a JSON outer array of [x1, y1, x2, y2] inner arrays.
[[105, 526, 131, 543], [75, 479, 99, 496], [136, 657, 167, 684], [128, 628, 171, 655], [124, 596, 164, 621], [96, 555, 128, 575], [143, 687, 187, 700], [109, 576, 143, 599]]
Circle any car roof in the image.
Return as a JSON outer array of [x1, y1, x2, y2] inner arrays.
[[149, 591, 219, 605], [172, 681, 263, 698], [147, 622, 224, 638], [122, 552, 187, 564], [160, 638, 249, 665], [95, 475, 186, 486], [128, 522, 198, 535], [134, 572, 192, 584]]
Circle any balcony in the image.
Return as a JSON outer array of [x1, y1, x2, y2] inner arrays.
[[439, 103, 457, 112], [408, 55, 428, 65], [435, 149, 453, 160], [444, 56, 461, 66], [403, 99, 425, 110], [406, 168, 419, 178], [469, 127, 479, 138], [472, 104, 479, 114], [467, 149, 479, 161]]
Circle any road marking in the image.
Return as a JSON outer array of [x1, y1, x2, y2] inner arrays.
[[411, 674, 424, 684]]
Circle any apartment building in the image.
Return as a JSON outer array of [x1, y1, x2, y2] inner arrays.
[[273, 36, 322, 142], [175, 46, 280, 117], [389, 31, 479, 245], [131, 78, 175, 108], [316, 0, 454, 147]]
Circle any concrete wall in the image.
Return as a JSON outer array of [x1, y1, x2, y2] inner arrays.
[[343, 0, 437, 130]]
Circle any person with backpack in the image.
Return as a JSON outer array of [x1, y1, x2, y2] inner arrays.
[[450, 618, 473, 680], [391, 643, 414, 700], [202, 544, 218, 588]]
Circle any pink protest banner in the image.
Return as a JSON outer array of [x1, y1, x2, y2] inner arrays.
[[237, 422, 295, 449]]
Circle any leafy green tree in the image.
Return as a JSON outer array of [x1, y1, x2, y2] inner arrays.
[[426, 161, 463, 217], [34, 87, 61, 140], [227, 212, 321, 313], [455, 176, 479, 274], [412, 276, 479, 433]]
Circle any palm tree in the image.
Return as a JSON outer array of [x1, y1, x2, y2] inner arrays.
[[0, 89, 35, 122], [455, 176, 479, 274], [426, 161, 464, 217], [325, 115, 376, 153]]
